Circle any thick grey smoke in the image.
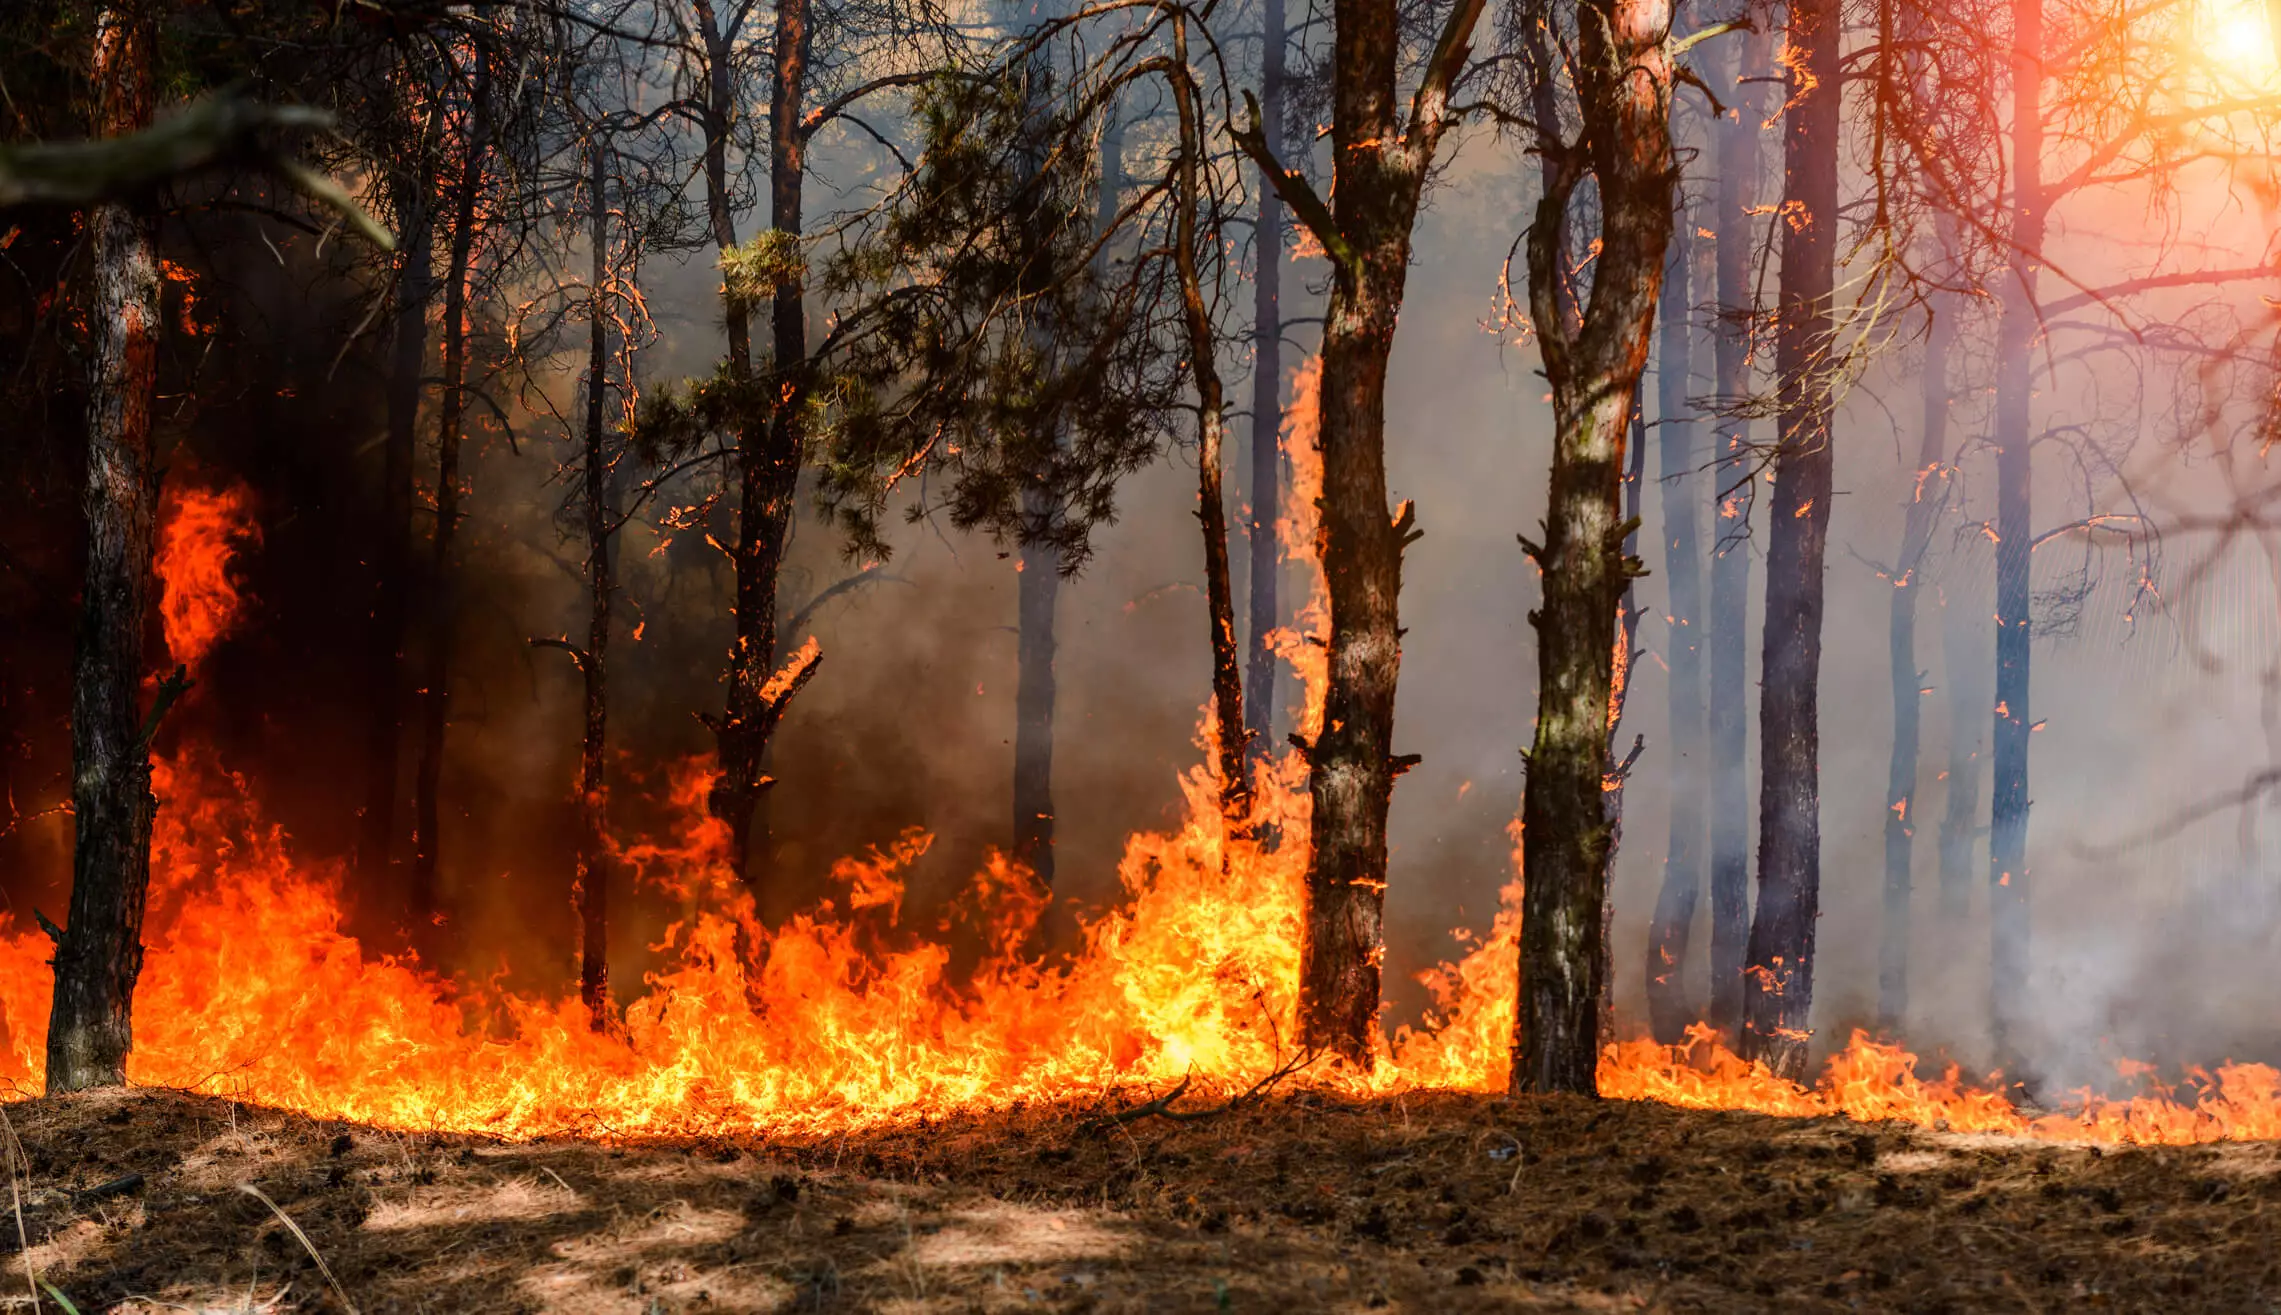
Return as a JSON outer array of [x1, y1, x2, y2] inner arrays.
[[420, 96, 2281, 1095]]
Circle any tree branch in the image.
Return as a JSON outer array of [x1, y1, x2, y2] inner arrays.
[[0, 91, 394, 250], [1231, 91, 1355, 273]]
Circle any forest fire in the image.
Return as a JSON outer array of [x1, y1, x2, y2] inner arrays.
[[0, 487, 2273, 1147], [2, 730, 2276, 1144], [19, 0, 2281, 1301]]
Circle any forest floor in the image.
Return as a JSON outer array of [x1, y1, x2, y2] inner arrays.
[[1, 1084, 2277, 1313]]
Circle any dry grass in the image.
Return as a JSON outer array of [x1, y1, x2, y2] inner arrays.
[[0, 1084, 2275, 1311]]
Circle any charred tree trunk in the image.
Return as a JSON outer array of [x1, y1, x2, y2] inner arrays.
[[1739, 0, 1838, 1082], [1705, 12, 1767, 1038], [575, 142, 614, 1024], [1989, 6, 2044, 1058], [1170, 38, 1253, 825], [699, 0, 820, 887], [48, 5, 162, 1094], [1875, 280, 1956, 1030], [357, 160, 435, 900], [1243, 0, 1287, 766], [409, 67, 491, 950], [1645, 199, 1705, 1044], [1513, 0, 1676, 1095], [1937, 575, 1986, 921], [1234, 0, 1483, 1065], [1600, 405, 1649, 1051]]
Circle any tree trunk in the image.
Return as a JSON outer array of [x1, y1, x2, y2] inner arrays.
[[1936, 575, 1985, 922], [1513, 0, 1675, 1095], [1601, 404, 1648, 1051], [1645, 199, 1705, 1045], [1012, 542, 1059, 886], [1243, 0, 1287, 767], [1989, 0, 2044, 1060], [357, 158, 435, 902], [700, 0, 819, 888], [1739, 0, 1838, 1082], [576, 141, 614, 1024], [1272, 0, 1481, 1067], [48, 4, 161, 1094], [1231, 0, 1480, 1064], [1705, 13, 1768, 1039], [1169, 37, 1252, 825], [409, 66, 491, 951], [1875, 276, 1955, 1030]]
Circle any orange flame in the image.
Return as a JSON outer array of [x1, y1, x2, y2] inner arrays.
[[155, 484, 258, 670], [0, 717, 2274, 1141], [1267, 358, 1329, 740], [0, 434, 2274, 1144]]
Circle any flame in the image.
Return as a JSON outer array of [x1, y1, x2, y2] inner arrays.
[[155, 484, 258, 670], [0, 410, 2276, 1145], [1267, 358, 1329, 740]]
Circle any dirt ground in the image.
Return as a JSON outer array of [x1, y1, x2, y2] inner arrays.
[[0, 1084, 2277, 1313]]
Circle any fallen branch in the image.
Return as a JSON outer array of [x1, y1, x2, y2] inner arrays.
[[1082, 1046, 1327, 1133]]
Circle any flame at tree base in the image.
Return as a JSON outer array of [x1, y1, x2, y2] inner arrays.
[[0, 744, 2276, 1145], [4, 477, 2274, 1145]]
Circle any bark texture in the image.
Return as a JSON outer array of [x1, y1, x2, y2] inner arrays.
[[1232, 0, 1484, 1063], [1169, 39, 1253, 825], [576, 142, 614, 1024], [49, 4, 161, 1094], [700, 0, 819, 887], [1740, 0, 1839, 1082], [1513, 0, 1677, 1095], [1644, 205, 1705, 1045]]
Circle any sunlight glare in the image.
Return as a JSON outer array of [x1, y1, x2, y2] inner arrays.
[[2201, 0, 2281, 84]]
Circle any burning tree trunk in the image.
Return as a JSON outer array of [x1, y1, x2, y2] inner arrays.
[[1875, 277, 1957, 1030], [409, 64, 491, 948], [1233, 0, 1485, 1064], [1988, 0, 2044, 1061], [1705, 12, 1768, 1038], [48, 5, 163, 1093], [1168, 26, 1252, 826], [697, 0, 821, 887], [1513, 0, 1679, 1095], [358, 156, 435, 899], [1645, 198, 1706, 1044], [1739, 0, 1838, 1082], [1242, 0, 1288, 768]]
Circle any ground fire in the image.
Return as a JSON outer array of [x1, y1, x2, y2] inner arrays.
[[2, 453, 2275, 1151], [11, 0, 2281, 1306]]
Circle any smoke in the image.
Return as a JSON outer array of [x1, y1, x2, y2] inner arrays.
[[3, 71, 2278, 1099]]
